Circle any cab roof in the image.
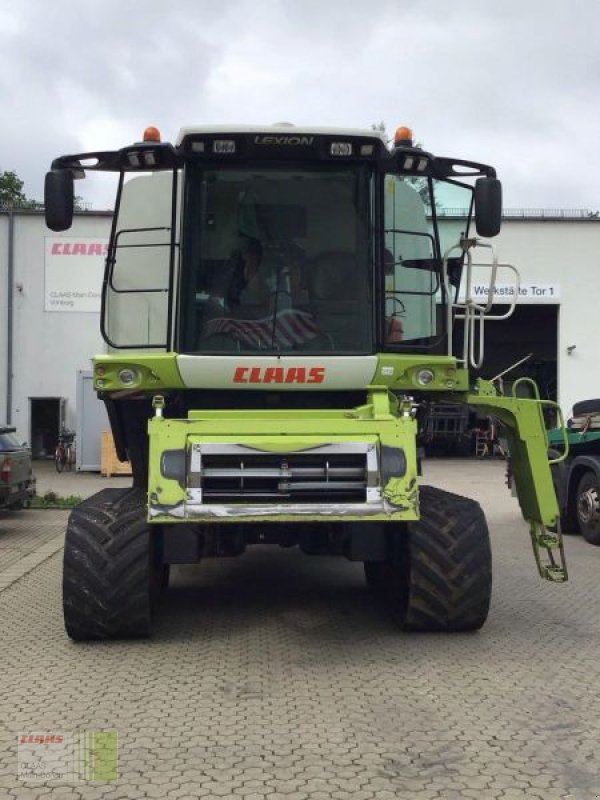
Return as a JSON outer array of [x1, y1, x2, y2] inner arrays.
[[176, 124, 388, 147]]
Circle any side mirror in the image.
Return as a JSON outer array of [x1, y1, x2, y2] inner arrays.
[[44, 170, 74, 231], [474, 177, 502, 238]]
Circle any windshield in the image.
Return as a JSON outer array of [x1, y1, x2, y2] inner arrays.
[[180, 164, 372, 354], [383, 175, 473, 349], [0, 431, 21, 450]]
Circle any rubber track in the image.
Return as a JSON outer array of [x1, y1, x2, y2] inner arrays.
[[63, 488, 154, 640], [393, 485, 492, 632]]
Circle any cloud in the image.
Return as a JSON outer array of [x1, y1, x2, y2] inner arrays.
[[1, 0, 599, 210]]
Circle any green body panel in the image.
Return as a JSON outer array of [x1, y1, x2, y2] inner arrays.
[[147, 387, 419, 523], [93, 352, 566, 581], [467, 388, 558, 527], [465, 379, 566, 581], [375, 354, 469, 392], [92, 352, 468, 394], [94, 353, 185, 391]]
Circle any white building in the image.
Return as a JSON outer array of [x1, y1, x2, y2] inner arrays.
[[0, 209, 112, 464], [1, 208, 599, 465]]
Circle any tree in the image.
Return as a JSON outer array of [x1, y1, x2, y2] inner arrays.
[[0, 169, 37, 209]]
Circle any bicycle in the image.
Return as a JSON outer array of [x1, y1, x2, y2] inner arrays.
[[55, 430, 76, 473]]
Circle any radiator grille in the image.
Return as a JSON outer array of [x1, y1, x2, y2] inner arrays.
[[200, 452, 368, 503]]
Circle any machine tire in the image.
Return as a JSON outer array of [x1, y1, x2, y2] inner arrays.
[[554, 502, 579, 536], [572, 399, 600, 417], [364, 561, 384, 594], [63, 488, 163, 640], [380, 486, 492, 632], [575, 472, 600, 546]]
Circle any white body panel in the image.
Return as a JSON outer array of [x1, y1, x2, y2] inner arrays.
[[176, 355, 378, 390], [105, 171, 179, 350]]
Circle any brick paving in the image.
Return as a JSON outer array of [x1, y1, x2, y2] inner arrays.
[[1, 460, 600, 799], [0, 509, 65, 573]]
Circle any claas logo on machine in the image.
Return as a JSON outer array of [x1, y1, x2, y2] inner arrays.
[[233, 366, 326, 384]]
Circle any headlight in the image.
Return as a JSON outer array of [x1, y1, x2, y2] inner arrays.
[[416, 368, 435, 386], [118, 368, 139, 386]]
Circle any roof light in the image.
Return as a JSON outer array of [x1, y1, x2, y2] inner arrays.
[[331, 142, 352, 156], [191, 141, 205, 152], [403, 156, 415, 170], [394, 126, 414, 147], [143, 151, 156, 166], [143, 126, 161, 143], [360, 144, 374, 156], [213, 140, 236, 154], [128, 151, 141, 167], [417, 157, 428, 172]]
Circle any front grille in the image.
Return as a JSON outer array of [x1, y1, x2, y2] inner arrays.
[[200, 451, 368, 503]]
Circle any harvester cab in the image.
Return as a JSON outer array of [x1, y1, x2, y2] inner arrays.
[[45, 123, 567, 640]]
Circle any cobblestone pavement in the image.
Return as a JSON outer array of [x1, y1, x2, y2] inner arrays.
[[32, 460, 131, 501], [0, 462, 129, 588], [1, 460, 600, 799], [0, 509, 64, 572]]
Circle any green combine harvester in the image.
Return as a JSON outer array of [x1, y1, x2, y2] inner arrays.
[[45, 123, 567, 640]]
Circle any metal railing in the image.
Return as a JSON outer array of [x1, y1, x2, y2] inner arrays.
[[0, 199, 92, 212], [437, 207, 599, 219]]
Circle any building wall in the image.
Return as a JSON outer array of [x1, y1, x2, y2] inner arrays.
[[0, 215, 8, 423], [1, 211, 111, 443], [493, 220, 600, 415]]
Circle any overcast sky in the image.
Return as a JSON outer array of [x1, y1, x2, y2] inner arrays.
[[1, 0, 599, 211]]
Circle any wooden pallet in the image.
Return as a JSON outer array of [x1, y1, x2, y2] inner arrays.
[[100, 431, 132, 477]]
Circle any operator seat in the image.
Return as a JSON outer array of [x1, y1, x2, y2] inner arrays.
[[308, 251, 369, 351]]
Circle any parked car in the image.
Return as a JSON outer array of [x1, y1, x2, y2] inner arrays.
[[0, 426, 36, 510]]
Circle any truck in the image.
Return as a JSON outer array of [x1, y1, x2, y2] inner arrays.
[[44, 123, 567, 640], [548, 399, 600, 545]]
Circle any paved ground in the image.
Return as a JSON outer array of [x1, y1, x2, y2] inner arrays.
[[1, 459, 600, 799], [33, 460, 130, 501], [0, 462, 129, 587]]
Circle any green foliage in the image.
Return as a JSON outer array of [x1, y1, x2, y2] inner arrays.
[[0, 169, 37, 208], [1, 168, 86, 211], [31, 492, 82, 509]]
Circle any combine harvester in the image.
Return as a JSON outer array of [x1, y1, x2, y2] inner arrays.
[[44, 123, 567, 639]]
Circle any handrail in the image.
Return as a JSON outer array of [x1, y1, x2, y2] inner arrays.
[[510, 378, 569, 464], [442, 238, 520, 369]]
